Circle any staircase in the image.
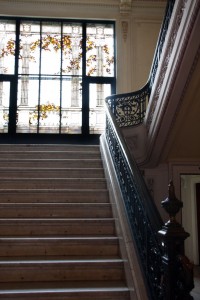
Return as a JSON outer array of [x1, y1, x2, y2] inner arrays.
[[0, 144, 130, 300]]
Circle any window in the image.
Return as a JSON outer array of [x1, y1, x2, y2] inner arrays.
[[0, 18, 116, 135]]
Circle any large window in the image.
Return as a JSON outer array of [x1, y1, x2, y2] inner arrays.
[[0, 18, 115, 135]]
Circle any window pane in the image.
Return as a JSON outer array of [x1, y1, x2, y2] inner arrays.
[[62, 23, 82, 76], [41, 22, 61, 75], [86, 24, 114, 77], [0, 81, 10, 132], [39, 77, 60, 133], [89, 83, 111, 134], [19, 21, 40, 75], [0, 20, 16, 75], [17, 76, 39, 133], [61, 76, 82, 134]]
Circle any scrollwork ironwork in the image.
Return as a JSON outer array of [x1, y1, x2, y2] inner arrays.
[[106, 0, 175, 128], [105, 112, 163, 300], [106, 83, 150, 127]]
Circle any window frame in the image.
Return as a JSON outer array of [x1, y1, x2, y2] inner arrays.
[[0, 16, 116, 138]]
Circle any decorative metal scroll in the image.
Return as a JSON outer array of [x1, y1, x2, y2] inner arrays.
[[106, 0, 175, 128], [106, 83, 150, 127], [105, 106, 164, 300]]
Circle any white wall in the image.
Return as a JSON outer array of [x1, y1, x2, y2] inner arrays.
[[144, 163, 169, 222], [181, 175, 200, 265]]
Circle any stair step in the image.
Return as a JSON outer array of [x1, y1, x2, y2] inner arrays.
[[0, 237, 119, 257], [0, 203, 112, 218], [0, 178, 107, 189], [0, 144, 100, 152], [0, 144, 131, 299], [0, 259, 125, 282], [0, 281, 130, 300], [0, 150, 101, 159], [0, 168, 105, 178], [0, 159, 103, 168], [0, 189, 109, 203], [0, 218, 116, 236]]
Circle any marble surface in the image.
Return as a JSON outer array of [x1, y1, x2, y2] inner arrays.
[[191, 266, 200, 300]]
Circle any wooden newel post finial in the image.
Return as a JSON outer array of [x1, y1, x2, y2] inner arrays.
[[161, 181, 183, 224], [158, 181, 194, 300]]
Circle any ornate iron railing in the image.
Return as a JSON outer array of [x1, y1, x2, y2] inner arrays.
[[106, 0, 175, 128], [104, 1, 195, 298], [106, 84, 150, 127], [105, 104, 164, 300]]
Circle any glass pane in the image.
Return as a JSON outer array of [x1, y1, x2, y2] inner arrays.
[[17, 76, 39, 133], [89, 83, 111, 134], [61, 76, 82, 134], [62, 23, 82, 76], [86, 24, 114, 77], [19, 21, 40, 75], [40, 22, 61, 75], [0, 20, 16, 74], [0, 81, 10, 133], [39, 77, 60, 133]]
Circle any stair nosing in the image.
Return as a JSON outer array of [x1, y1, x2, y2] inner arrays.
[[0, 280, 129, 293], [0, 218, 115, 221], [0, 188, 109, 192], [0, 236, 118, 241], [0, 258, 124, 264]]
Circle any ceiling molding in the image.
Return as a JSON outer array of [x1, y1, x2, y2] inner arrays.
[[0, 0, 167, 9], [0, 0, 119, 7]]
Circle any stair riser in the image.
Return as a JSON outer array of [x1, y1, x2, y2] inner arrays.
[[0, 220, 115, 236], [0, 190, 109, 203], [0, 262, 124, 282], [0, 169, 105, 179], [0, 291, 130, 300], [0, 204, 112, 218], [0, 145, 100, 152], [0, 152, 101, 159], [0, 240, 119, 257], [0, 160, 103, 168], [0, 179, 107, 189]]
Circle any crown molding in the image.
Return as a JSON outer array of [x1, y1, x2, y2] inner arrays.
[[0, 0, 119, 7], [0, 0, 167, 10]]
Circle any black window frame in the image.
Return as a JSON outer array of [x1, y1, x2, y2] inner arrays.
[[0, 16, 116, 143]]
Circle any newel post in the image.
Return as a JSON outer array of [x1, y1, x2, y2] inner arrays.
[[158, 181, 194, 300]]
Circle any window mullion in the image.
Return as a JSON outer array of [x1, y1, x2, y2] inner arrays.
[[59, 21, 63, 134], [9, 19, 20, 134], [82, 22, 89, 135], [37, 21, 43, 133]]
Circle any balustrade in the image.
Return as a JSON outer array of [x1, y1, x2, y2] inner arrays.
[[105, 104, 194, 299], [105, 0, 175, 128]]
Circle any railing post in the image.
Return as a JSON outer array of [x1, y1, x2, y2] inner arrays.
[[158, 181, 194, 300]]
